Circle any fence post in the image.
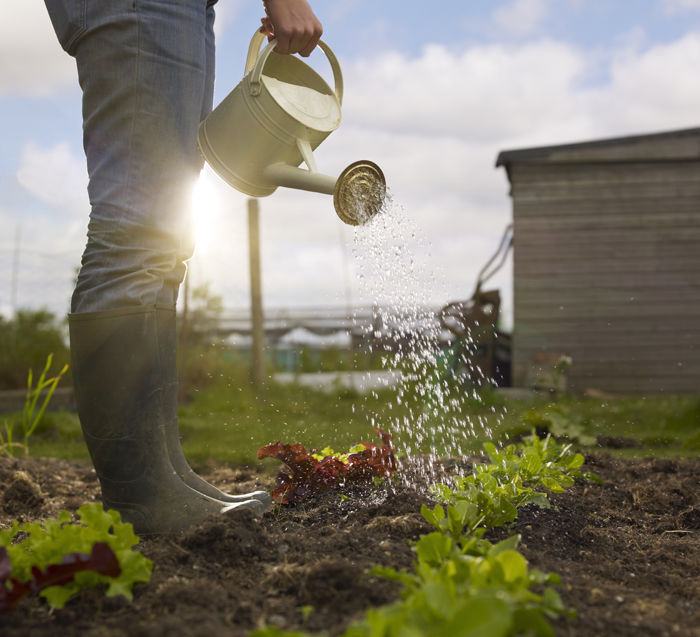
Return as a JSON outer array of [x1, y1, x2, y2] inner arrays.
[[248, 198, 265, 387]]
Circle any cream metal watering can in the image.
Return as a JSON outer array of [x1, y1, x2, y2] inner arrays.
[[197, 31, 386, 226]]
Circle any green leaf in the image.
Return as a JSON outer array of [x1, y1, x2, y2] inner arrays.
[[422, 580, 456, 618], [581, 471, 604, 485], [496, 550, 528, 584], [40, 584, 76, 610], [415, 532, 453, 567], [370, 566, 415, 588], [540, 477, 565, 493], [490, 534, 520, 556], [543, 586, 574, 616], [429, 482, 455, 503], [521, 448, 542, 475], [512, 608, 555, 637], [446, 501, 478, 537], [515, 490, 551, 509], [444, 595, 512, 637], [420, 504, 445, 530], [482, 441, 499, 463]]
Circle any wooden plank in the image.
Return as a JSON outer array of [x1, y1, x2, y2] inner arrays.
[[513, 345, 698, 364], [513, 356, 700, 391], [512, 184, 700, 202], [513, 287, 700, 304], [514, 278, 700, 295], [514, 264, 700, 281], [513, 198, 700, 218], [514, 263, 700, 277], [515, 305, 700, 320], [512, 318, 700, 334], [514, 216, 700, 234], [515, 334, 700, 348], [513, 292, 700, 309], [509, 161, 700, 183], [567, 376, 700, 394], [515, 236, 700, 251], [510, 159, 700, 179], [509, 173, 700, 192], [512, 364, 700, 394]]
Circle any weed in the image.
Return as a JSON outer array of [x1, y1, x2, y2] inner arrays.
[[0, 354, 68, 457]]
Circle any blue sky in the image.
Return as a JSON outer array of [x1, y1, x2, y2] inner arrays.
[[2, 0, 700, 325]]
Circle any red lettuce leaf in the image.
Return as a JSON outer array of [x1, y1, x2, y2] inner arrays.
[[0, 542, 121, 613], [257, 429, 397, 504]]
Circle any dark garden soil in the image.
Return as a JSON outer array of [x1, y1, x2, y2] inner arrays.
[[0, 452, 698, 637]]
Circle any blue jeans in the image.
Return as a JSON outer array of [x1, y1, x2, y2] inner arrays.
[[44, 0, 217, 313]]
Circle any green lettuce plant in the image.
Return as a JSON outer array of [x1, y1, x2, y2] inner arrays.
[[1, 503, 152, 611]]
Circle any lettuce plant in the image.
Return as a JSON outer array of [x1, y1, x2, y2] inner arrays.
[[257, 429, 397, 504], [430, 433, 602, 533], [357, 532, 571, 637], [0, 503, 152, 611], [1, 542, 119, 613]]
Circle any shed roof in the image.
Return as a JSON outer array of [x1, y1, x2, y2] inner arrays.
[[496, 126, 700, 167]]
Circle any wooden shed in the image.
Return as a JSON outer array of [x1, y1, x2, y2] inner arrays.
[[496, 127, 700, 394]]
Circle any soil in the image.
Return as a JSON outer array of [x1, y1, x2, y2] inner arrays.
[[0, 452, 698, 637]]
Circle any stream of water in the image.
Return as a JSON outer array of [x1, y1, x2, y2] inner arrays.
[[351, 192, 498, 485]]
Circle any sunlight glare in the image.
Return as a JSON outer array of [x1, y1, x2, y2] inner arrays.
[[191, 171, 221, 254]]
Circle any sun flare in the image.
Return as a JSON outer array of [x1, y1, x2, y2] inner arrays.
[[190, 171, 221, 254]]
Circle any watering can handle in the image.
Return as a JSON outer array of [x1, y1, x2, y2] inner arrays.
[[245, 30, 344, 105]]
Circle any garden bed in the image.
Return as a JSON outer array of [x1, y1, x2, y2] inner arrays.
[[0, 452, 698, 636]]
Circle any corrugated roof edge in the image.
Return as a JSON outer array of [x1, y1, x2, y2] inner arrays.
[[495, 125, 700, 167]]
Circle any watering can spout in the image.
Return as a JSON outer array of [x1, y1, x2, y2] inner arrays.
[[263, 163, 336, 195], [263, 160, 386, 226]]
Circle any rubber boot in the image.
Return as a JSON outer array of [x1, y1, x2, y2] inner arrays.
[[156, 305, 272, 507], [69, 306, 268, 535]]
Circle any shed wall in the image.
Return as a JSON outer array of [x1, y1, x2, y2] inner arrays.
[[510, 159, 700, 393]]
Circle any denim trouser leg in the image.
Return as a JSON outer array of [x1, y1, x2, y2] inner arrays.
[[63, 0, 216, 313]]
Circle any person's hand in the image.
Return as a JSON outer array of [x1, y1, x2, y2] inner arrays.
[[260, 0, 323, 57]]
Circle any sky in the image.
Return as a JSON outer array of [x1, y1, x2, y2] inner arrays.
[[2, 0, 700, 329]]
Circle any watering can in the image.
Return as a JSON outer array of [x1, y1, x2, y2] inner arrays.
[[198, 31, 386, 226]]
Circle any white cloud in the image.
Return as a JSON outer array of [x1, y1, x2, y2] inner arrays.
[[492, 0, 550, 36], [7, 142, 89, 313], [213, 0, 246, 41], [16, 141, 89, 218], [663, 0, 700, 12], [0, 1, 244, 97], [582, 32, 700, 133], [340, 41, 587, 143], [0, 3, 75, 97]]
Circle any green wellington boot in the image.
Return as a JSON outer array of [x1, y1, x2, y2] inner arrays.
[[155, 305, 271, 507], [69, 306, 268, 535]]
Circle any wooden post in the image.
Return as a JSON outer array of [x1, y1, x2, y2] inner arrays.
[[248, 198, 265, 387]]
